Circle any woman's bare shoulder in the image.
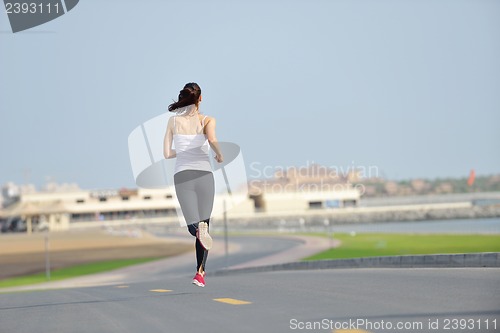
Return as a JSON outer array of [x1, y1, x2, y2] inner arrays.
[[167, 115, 176, 126], [198, 114, 215, 123], [204, 115, 216, 124]]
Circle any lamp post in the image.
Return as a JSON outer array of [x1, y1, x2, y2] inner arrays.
[[223, 198, 229, 269], [44, 229, 51, 281], [324, 218, 333, 249]]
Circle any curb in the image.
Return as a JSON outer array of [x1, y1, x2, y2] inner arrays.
[[210, 252, 500, 276]]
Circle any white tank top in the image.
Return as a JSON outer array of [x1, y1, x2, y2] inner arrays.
[[172, 107, 212, 175]]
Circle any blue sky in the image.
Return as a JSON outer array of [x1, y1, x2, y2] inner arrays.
[[1, 0, 499, 190]]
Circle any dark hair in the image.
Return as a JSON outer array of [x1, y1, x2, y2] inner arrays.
[[168, 82, 202, 112]]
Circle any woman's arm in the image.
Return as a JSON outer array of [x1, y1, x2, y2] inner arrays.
[[205, 117, 223, 163], [163, 117, 176, 159]]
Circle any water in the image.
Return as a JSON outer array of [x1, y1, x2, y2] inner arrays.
[[329, 217, 500, 234]]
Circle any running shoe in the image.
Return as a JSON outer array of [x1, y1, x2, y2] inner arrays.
[[192, 272, 205, 287], [197, 221, 213, 250]]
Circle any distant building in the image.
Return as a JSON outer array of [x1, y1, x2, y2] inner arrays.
[[411, 179, 431, 193], [384, 181, 399, 196], [435, 182, 454, 194], [248, 163, 360, 211]]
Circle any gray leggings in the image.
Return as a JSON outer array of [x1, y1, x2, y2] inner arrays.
[[174, 170, 215, 271], [174, 170, 215, 226]]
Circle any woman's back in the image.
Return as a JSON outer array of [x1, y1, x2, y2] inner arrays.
[[172, 104, 212, 174]]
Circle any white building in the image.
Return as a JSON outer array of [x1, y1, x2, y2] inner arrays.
[[0, 183, 360, 233]]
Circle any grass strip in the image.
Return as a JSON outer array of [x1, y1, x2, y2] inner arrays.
[[303, 233, 500, 260], [0, 257, 161, 288]]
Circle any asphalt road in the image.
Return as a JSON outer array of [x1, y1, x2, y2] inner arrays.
[[0, 267, 498, 333], [157, 234, 306, 276], [102, 234, 311, 283], [1, 232, 499, 333]]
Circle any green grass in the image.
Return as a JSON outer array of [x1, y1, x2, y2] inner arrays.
[[0, 257, 162, 289], [304, 233, 500, 261]]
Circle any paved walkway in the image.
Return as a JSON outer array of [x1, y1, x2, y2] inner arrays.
[[229, 234, 340, 269]]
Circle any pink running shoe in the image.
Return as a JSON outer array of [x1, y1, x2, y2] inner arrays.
[[192, 272, 205, 287]]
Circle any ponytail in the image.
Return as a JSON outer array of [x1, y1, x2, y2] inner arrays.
[[168, 82, 202, 112]]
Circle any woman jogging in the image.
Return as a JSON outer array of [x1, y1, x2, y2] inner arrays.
[[163, 82, 224, 287]]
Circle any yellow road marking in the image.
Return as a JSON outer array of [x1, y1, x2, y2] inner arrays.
[[213, 298, 251, 305], [150, 289, 172, 292], [114, 285, 129, 288], [334, 330, 371, 333]]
